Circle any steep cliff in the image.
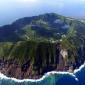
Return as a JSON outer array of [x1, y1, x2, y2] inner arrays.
[[0, 13, 85, 79]]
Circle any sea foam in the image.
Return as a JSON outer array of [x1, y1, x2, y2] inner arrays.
[[1, 63, 85, 83]]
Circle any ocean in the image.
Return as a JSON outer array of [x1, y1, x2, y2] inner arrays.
[[0, 64, 85, 85]]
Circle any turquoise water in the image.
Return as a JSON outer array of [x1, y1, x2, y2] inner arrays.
[[0, 64, 85, 85]]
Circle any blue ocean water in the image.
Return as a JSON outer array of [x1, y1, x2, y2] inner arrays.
[[0, 64, 85, 85]]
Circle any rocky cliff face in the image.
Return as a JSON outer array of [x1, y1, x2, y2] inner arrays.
[[0, 13, 85, 79], [0, 42, 84, 79]]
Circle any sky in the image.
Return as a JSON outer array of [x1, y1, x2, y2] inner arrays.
[[0, 0, 85, 26]]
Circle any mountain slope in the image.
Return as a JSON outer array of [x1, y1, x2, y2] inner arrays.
[[0, 13, 85, 42], [0, 13, 85, 79]]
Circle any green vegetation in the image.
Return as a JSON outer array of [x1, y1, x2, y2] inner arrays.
[[0, 41, 56, 66], [0, 13, 85, 68]]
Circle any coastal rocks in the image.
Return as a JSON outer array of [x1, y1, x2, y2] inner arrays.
[[0, 42, 84, 79]]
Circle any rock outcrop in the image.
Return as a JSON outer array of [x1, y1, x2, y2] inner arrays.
[[0, 42, 84, 79]]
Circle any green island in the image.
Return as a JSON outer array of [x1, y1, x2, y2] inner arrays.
[[0, 13, 85, 79]]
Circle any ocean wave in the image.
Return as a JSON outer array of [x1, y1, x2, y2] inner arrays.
[[1, 63, 85, 83]]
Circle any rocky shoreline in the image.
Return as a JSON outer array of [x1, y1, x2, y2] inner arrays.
[[0, 59, 39, 79], [0, 43, 85, 79], [0, 58, 75, 79]]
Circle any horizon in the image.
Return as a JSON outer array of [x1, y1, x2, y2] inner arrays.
[[0, 0, 85, 26], [0, 12, 82, 26]]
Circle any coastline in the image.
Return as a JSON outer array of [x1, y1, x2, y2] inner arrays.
[[0, 62, 85, 82], [0, 63, 83, 82], [0, 58, 74, 80]]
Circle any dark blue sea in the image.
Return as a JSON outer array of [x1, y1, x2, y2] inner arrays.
[[0, 64, 85, 85]]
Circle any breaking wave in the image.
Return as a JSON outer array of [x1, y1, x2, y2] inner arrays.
[[0, 63, 85, 85]]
